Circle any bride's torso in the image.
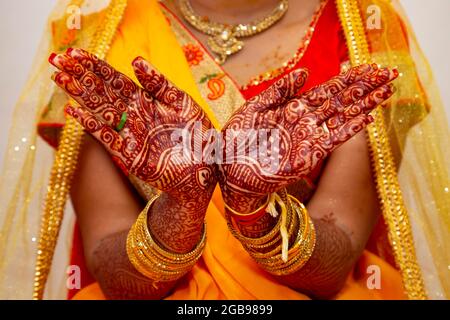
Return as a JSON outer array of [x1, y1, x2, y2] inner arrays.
[[162, 0, 322, 88], [159, 0, 348, 202]]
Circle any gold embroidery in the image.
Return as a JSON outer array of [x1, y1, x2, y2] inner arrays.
[[336, 0, 427, 300], [160, 5, 245, 129], [242, 0, 328, 91], [33, 0, 128, 300]]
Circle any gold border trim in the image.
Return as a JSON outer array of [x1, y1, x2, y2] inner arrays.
[[33, 0, 128, 300], [242, 0, 328, 91], [336, 0, 427, 299], [160, 3, 245, 128]]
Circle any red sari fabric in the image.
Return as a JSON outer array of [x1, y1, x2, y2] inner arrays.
[[241, 0, 348, 99]]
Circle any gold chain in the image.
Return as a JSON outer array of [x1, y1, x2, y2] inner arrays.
[[32, 0, 128, 300], [178, 0, 289, 64], [336, 0, 427, 300]]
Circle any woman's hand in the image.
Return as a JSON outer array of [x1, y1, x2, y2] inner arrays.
[[219, 64, 398, 213], [49, 48, 216, 252], [50, 48, 215, 202]]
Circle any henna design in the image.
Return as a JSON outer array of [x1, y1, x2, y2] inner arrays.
[[92, 230, 178, 299], [219, 64, 397, 215], [277, 216, 355, 299], [234, 212, 278, 239], [50, 48, 217, 254]]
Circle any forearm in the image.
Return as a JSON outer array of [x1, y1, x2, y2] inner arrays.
[[232, 204, 356, 298], [275, 216, 355, 299], [149, 187, 213, 253], [91, 188, 212, 299], [91, 229, 178, 299], [231, 135, 378, 298]]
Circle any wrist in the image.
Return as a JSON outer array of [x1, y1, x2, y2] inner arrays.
[[223, 189, 268, 215], [148, 192, 206, 254]]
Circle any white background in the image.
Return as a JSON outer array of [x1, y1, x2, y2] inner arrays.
[[0, 0, 449, 168]]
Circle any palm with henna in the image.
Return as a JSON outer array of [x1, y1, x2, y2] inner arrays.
[[49, 48, 216, 252], [219, 64, 398, 214]]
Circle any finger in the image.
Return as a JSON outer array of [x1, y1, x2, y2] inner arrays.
[[308, 113, 373, 163], [332, 67, 398, 108], [65, 105, 130, 170], [260, 68, 309, 109], [311, 68, 397, 124], [49, 53, 87, 79], [326, 83, 394, 129], [52, 70, 85, 98], [300, 63, 376, 108], [341, 83, 394, 119], [66, 48, 138, 101], [52, 71, 126, 127], [330, 113, 374, 145], [132, 56, 185, 109], [281, 98, 310, 123], [247, 68, 309, 112], [310, 98, 340, 125]]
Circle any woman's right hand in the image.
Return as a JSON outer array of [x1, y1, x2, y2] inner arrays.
[[219, 64, 398, 213], [49, 48, 216, 203], [49, 48, 216, 252]]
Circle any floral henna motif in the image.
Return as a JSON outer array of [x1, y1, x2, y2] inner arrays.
[[219, 64, 398, 215], [49, 48, 217, 252]]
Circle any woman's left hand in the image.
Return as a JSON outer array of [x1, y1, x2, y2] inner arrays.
[[219, 64, 397, 214], [49, 49, 220, 254]]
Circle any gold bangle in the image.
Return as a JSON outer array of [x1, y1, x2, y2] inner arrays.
[[246, 205, 299, 258], [251, 198, 305, 263], [224, 195, 270, 217], [247, 194, 316, 276], [261, 196, 316, 276], [226, 208, 282, 245], [226, 191, 290, 247], [126, 194, 206, 282], [139, 201, 206, 261], [263, 219, 316, 276], [245, 198, 298, 252]]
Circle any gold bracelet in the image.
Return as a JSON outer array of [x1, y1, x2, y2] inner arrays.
[[127, 210, 206, 280], [243, 194, 316, 276], [225, 190, 316, 276], [226, 208, 283, 246], [261, 200, 311, 265], [245, 200, 298, 257], [126, 194, 206, 282], [263, 219, 316, 276], [261, 196, 316, 276], [249, 209, 298, 256], [137, 200, 206, 261], [224, 195, 270, 217], [251, 198, 306, 264], [226, 190, 294, 247]]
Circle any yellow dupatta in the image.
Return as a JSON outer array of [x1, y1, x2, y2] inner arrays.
[[338, 0, 450, 299]]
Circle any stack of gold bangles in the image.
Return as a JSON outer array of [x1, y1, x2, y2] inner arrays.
[[126, 194, 206, 283], [226, 190, 316, 276]]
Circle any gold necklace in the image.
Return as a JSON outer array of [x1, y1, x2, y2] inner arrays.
[[178, 0, 289, 64]]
